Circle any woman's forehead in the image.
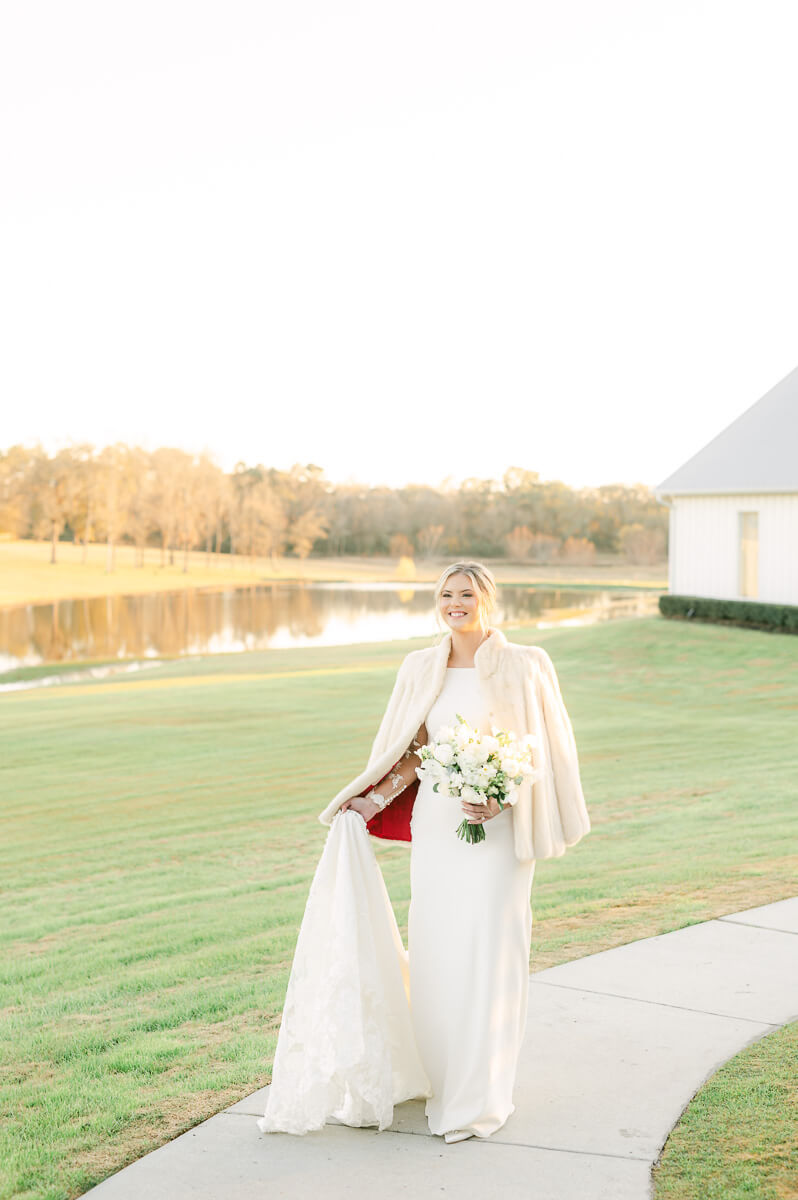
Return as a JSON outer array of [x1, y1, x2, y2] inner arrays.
[[442, 574, 474, 591]]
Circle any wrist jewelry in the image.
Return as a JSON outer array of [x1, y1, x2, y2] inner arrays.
[[365, 766, 404, 811], [367, 741, 421, 811]]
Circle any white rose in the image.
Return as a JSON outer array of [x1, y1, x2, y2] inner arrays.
[[433, 742, 455, 766], [461, 785, 483, 805]]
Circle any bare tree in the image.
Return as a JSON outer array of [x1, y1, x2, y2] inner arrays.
[[34, 448, 76, 564], [64, 443, 98, 561], [124, 448, 158, 566], [150, 447, 191, 566], [95, 444, 138, 573], [417, 523, 444, 558], [194, 454, 229, 565]]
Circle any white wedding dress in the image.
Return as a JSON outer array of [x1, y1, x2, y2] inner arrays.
[[258, 668, 535, 1140], [410, 667, 536, 1138], [257, 809, 430, 1135]]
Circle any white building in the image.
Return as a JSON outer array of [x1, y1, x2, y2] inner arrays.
[[654, 366, 798, 606]]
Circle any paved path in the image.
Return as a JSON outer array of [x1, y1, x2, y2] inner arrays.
[[83, 897, 798, 1200]]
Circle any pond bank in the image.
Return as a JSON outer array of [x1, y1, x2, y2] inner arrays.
[[0, 539, 666, 608]]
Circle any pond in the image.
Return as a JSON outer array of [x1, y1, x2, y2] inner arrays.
[[0, 582, 662, 672]]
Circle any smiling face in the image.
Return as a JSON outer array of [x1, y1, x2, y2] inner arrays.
[[438, 572, 485, 634]]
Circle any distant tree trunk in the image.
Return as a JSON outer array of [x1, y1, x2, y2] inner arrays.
[[50, 520, 58, 564], [83, 503, 92, 563]]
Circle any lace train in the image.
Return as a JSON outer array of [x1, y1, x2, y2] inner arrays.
[[257, 810, 431, 1135]]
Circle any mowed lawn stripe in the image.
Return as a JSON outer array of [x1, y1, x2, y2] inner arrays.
[[1, 661, 393, 702]]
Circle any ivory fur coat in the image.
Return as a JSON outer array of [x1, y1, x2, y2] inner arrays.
[[318, 626, 591, 863]]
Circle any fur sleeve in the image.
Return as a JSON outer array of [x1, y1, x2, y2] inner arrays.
[[366, 656, 412, 768], [533, 646, 591, 847]]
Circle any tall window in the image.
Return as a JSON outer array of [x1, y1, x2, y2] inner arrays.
[[738, 511, 758, 598]]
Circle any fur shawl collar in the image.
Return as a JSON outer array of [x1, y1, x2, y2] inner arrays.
[[318, 626, 591, 862]]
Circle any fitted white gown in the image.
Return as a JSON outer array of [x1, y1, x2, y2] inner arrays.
[[408, 667, 536, 1139]]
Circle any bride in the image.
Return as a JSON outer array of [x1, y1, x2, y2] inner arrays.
[[258, 560, 590, 1144]]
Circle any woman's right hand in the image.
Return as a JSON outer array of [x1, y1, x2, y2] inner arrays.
[[340, 793, 382, 822]]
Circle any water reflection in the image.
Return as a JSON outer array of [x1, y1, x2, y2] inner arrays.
[[0, 583, 661, 671]]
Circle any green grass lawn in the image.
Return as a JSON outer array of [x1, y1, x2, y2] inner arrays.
[[1, 617, 796, 1200]]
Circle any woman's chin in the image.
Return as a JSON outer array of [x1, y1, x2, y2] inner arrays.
[[446, 620, 479, 633]]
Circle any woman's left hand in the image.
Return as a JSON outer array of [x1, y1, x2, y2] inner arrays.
[[340, 793, 382, 822], [461, 796, 504, 824]]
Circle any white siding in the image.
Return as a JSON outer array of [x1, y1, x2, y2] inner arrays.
[[669, 493, 798, 605]]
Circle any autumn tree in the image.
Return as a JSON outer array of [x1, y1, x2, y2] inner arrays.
[[504, 525, 534, 562]]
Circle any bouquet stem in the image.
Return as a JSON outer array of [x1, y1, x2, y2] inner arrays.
[[455, 818, 486, 844]]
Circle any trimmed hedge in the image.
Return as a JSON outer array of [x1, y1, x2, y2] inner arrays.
[[659, 593, 798, 634]]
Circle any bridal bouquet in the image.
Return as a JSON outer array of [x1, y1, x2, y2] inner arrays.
[[416, 713, 541, 844]]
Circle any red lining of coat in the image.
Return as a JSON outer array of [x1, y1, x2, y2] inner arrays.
[[365, 778, 418, 842]]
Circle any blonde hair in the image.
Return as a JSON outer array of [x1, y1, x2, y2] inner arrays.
[[433, 561, 498, 635]]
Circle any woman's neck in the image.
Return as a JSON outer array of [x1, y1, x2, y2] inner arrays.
[[447, 626, 490, 668]]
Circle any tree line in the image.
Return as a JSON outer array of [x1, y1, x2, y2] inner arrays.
[[0, 444, 667, 568]]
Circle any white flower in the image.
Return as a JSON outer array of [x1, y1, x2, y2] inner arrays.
[[461, 785, 484, 805], [470, 740, 491, 764], [448, 770, 464, 793], [456, 744, 475, 766], [455, 725, 473, 751], [433, 742, 455, 766]]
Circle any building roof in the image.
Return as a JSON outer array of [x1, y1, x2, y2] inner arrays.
[[654, 364, 798, 498]]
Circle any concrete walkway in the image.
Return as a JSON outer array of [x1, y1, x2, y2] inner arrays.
[[83, 897, 798, 1200]]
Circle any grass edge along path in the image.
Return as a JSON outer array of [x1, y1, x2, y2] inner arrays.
[[0, 617, 796, 1200], [652, 1019, 798, 1200]]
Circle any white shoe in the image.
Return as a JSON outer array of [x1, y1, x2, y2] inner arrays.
[[444, 1129, 474, 1143]]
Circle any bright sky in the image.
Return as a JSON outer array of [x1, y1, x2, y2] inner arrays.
[[2, 1, 797, 493]]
